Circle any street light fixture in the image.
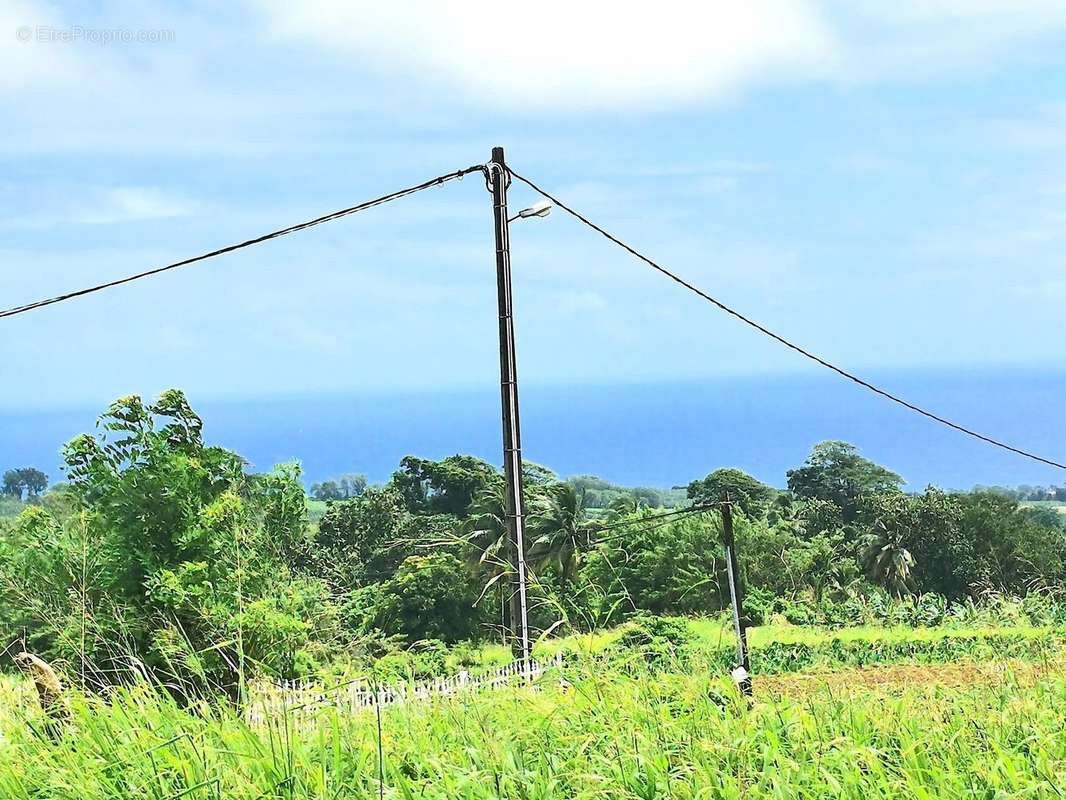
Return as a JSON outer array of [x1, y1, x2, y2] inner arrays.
[[508, 199, 552, 223]]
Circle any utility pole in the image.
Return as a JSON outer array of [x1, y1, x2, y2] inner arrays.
[[720, 501, 752, 695], [488, 146, 531, 664]]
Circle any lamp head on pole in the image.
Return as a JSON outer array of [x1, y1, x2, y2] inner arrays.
[[511, 199, 552, 222]]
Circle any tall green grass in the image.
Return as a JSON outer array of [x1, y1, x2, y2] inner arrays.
[[1, 657, 1063, 798], [537, 616, 1065, 676]]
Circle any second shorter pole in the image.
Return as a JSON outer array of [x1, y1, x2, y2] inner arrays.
[[720, 501, 752, 696]]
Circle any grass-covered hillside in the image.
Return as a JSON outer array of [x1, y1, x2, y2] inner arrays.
[[1, 624, 1063, 798]]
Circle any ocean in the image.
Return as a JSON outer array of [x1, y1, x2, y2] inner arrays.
[[2, 369, 1063, 492]]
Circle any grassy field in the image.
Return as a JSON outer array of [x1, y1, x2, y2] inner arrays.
[[1, 650, 1063, 798]]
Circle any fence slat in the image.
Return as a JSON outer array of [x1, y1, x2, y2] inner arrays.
[[249, 654, 565, 723]]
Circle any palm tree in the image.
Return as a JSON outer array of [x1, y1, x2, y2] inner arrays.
[[527, 483, 596, 587], [462, 485, 509, 573], [861, 520, 916, 597], [606, 492, 645, 521], [461, 485, 512, 640]]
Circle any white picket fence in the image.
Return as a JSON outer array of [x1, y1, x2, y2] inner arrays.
[[247, 651, 564, 725]]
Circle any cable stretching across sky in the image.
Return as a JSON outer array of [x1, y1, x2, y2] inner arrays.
[[0, 165, 483, 320], [506, 167, 1066, 472], [1, 157, 1062, 472]]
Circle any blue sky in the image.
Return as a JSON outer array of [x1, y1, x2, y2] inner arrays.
[[3, 1, 1066, 413]]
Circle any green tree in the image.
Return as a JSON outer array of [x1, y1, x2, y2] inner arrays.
[[578, 511, 723, 624], [338, 473, 368, 498], [0, 470, 18, 497], [313, 488, 406, 590], [461, 485, 509, 579], [369, 552, 481, 643], [861, 488, 963, 597], [390, 455, 500, 516], [2, 391, 327, 692], [522, 462, 558, 488], [952, 491, 1066, 595], [606, 493, 645, 519], [458, 484, 515, 640], [860, 521, 916, 596], [739, 517, 850, 602], [311, 474, 367, 501], [687, 468, 774, 518], [787, 441, 903, 521], [311, 480, 343, 501], [2, 467, 48, 500]]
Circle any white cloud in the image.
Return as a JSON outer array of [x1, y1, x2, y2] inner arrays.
[[75, 187, 198, 224], [252, 0, 1066, 111], [3, 0, 1065, 157], [254, 0, 841, 111], [553, 290, 607, 314], [0, 186, 199, 230], [0, 1, 78, 90]]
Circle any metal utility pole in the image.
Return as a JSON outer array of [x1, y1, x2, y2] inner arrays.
[[488, 146, 531, 664], [720, 501, 752, 695]]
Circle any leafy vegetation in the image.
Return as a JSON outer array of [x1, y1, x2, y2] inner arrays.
[[2, 390, 1065, 694], [0, 392, 328, 694]]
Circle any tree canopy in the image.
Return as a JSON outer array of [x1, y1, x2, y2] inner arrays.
[[391, 455, 501, 516], [687, 468, 774, 517], [786, 441, 903, 520], [310, 474, 367, 501], [2, 468, 48, 500]]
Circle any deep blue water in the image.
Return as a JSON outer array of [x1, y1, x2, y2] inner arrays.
[[2, 369, 1064, 491]]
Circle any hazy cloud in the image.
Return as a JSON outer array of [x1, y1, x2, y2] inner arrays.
[[254, 0, 841, 111], [253, 0, 1066, 111]]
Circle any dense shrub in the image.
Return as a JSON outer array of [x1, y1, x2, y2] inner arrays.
[[614, 614, 697, 666], [372, 640, 450, 682], [577, 515, 726, 625], [0, 392, 328, 693]]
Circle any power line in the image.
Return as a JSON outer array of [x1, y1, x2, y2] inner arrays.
[[507, 167, 1066, 473], [0, 165, 485, 320], [592, 505, 714, 546], [589, 503, 714, 534]]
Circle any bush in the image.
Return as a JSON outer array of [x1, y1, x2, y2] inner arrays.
[[1021, 592, 1066, 626], [615, 614, 697, 666], [372, 640, 450, 682], [743, 586, 779, 626], [780, 600, 817, 626]]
